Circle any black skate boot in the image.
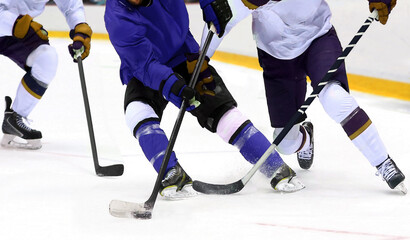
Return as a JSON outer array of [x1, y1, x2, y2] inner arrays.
[[376, 157, 407, 194], [1, 96, 42, 150], [297, 121, 314, 170], [159, 163, 197, 199], [270, 163, 305, 192]]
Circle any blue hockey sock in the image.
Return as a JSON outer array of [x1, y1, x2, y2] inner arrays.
[[231, 122, 284, 178], [135, 121, 177, 173]]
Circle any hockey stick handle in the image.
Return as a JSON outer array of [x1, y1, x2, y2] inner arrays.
[[244, 10, 379, 185], [144, 30, 215, 209], [76, 56, 124, 176], [76, 56, 100, 171]]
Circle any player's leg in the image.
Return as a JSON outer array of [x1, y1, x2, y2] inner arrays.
[[307, 27, 406, 192], [319, 82, 405, 192], [257, 48, 314, 170], [217, 107, 305, 192], [124, 78, 194, 198], [181, 62, 305, 192], [1, 34, 57, 149]]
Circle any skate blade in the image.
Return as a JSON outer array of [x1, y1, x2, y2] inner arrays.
[[109, 200, 152, 219], [160, 184, 199, 200], [1, 134, 41, 150], [394, 182, 407, 195], [273, 177, 306, 193]]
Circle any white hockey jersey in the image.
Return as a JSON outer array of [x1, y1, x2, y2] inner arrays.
[[0, 0, 85, 37], [203, 0, 333, 60], [253, 0, 332, 59]]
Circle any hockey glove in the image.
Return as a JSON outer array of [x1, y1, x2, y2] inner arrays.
[[241, 0, 270, 10], [13, 15, 49, 43], [199, 0, 232, 37], [369, 0, 397, 24], [186, 53, 216, 96], [161, 74, 200, 111], [68, 23, 92, 61]]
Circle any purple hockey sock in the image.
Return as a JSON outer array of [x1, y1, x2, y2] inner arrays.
[[135, 121, 177, 173], [231, 122, 284, 177]]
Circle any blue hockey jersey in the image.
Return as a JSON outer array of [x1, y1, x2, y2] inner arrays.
[[104, 0, 199, 89]]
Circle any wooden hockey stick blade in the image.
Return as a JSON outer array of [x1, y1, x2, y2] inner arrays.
[[96, 164, 124, 177], [109, 200, 152, 219]]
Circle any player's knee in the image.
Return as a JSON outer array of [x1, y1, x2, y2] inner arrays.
[[216, 107, 249, 143], [26, 44, 58, 85], [274, 125, 302, 155], [125, 101, 159, 137], [319, 81, 358, 124]]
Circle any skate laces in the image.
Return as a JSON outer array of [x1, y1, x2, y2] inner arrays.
[[163, 168, 177, 183], [376, 159, 397, 181], [272, 164, 294, 182], [298, 147, 313, 159], [161, 165, 190, 192], [15, 114, 33, 132], [298, 141, 313, 159]]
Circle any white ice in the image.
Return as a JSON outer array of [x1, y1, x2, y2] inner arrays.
[[0, 39, 409, 240]]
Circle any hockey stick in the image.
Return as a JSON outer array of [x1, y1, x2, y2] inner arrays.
[[193, 10, 379, 194], [76, 55, 124, 177], [109, 27, 216, 219]]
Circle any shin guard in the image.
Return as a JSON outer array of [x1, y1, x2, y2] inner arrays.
[[320, 82, 388, 166], [216, 108, 284, 177], [134, 121, 178, 173], [12, 72, 47, 117], [341, 107, 388, 166], [231, 122, 284, 178]]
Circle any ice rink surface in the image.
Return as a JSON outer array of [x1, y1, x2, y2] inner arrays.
[[1, 39, 409, 240]]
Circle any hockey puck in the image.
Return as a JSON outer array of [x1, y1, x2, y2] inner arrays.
[[133, 210, 152, 219]]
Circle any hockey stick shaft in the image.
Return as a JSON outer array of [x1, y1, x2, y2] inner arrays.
[[143, 29, 215, 210], [76, 56, 124, 176], [193, 10, 378, 194]]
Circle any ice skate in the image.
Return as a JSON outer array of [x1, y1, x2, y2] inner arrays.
[[270, 163, 305, 193], [376, 157, 407, 194], [159, 163, 198, 200], [297, 121, 314, 170], [1, 96, 42, 150]]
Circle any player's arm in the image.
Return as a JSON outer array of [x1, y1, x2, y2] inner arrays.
[[0, 6, 20, 37], [54, 0, 92, 60], [109, 22, 198, 111]]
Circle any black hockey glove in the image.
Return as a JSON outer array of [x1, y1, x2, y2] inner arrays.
[[199, 0, 232, 37], [161, 73, 200, 111]]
